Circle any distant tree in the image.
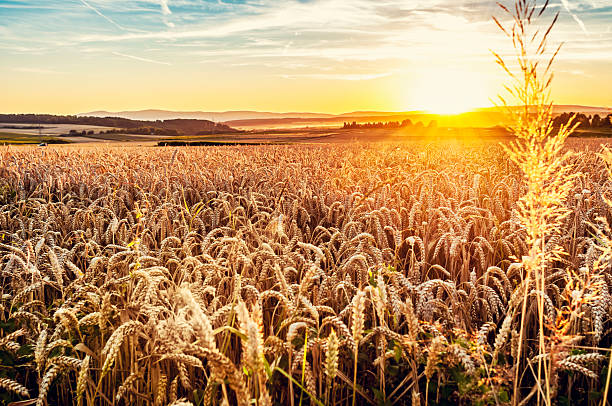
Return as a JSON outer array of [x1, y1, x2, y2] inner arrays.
[[552, 113, 569, 128], [575, 113, 590, 128], [554, 113, 590, 129], [342, 120, 404, 130]]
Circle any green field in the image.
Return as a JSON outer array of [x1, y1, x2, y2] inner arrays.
[[0, 132, 70, 144], [1, 125, 609, 146]]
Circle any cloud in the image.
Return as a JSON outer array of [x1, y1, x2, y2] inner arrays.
[[12, 67, 63, 74], [159, 0, 174, 26], [112, 51, 171, 65], [558, 68, 591, 77], [75, 0, 394, 43], [0, 44, 48, 54], [0, 3, 60, 9], [72, 0, 604, 58], [282, 72, 393, 81], [4, 0, 611, 78]]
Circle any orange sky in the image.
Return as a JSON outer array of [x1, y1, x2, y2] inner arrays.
[[1, 0, 611, 115]]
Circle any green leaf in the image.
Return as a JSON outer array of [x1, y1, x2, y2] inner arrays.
[[242, 365, 251, 377], [127, 239, 139, 248], [273, 367, 325, 406], [393, 344, 402, 363], [588, 390, 602, 401], [498, 389, 509, 402]]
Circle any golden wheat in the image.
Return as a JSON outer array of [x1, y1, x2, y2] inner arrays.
[[0, 135, 610, 405]]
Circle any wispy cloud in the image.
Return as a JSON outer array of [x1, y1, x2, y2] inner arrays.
[[159, 0, 174, 27], [12, 67, 63, 74], [0, 4, 60, 9], [112, 51, 171, 65], [0, 44, 48, 54], [558, 68, 592, 77], [75, 0, 399, 43], [282, 72, 393, 81]]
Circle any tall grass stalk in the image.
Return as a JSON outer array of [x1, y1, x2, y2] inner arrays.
[[492, 0, 598, 404]]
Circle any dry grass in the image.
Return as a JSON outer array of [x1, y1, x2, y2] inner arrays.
[[492, 1, 612, 404]]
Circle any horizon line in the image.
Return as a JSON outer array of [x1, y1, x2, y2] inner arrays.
[[2, 104, 611, 118]]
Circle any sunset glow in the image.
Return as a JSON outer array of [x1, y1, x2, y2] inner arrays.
[[1, 1, 611, 114], [404, 69, 492, 115]]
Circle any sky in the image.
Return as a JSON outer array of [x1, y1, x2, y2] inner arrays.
[[1, 0, 611, 115]]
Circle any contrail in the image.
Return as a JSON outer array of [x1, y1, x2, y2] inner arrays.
[[559, 0, 589, 35], [78, 0, 128, 31], [112, 51, 172, 66], [160, 0, 171, 15]]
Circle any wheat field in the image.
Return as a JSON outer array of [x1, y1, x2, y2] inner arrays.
[[1, 1, 609, 404], [0, 137, 611, 405]]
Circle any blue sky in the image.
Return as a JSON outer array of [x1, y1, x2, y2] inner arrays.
[[1, 0, 611, 113]]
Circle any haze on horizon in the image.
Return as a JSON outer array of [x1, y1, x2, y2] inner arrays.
[[1, 0, 611, 116]]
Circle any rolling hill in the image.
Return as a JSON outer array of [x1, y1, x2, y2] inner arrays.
[[79, 105, 611, 130]]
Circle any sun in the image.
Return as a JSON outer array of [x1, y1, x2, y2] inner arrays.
[[404, 68, 490, 115]]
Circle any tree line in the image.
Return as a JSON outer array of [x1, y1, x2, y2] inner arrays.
[[342, 119, 437, 129], [103, 127, 182, 136], [553, 112, 612, 129], [342, 113, 612, 132], [0, 114, 240, 135]]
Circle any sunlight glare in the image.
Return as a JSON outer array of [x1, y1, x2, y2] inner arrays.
[[405, 68, 490, 115]]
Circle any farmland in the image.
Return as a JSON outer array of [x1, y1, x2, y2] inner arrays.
[[2, 0, 612, 404], [0, 125, 537, 146], [1, 137, 612, 405]]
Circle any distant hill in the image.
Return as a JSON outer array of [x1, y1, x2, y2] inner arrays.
[[78, 105, 610, 129], [79, 110, 335, 122], [0, 114, 240, 135], [225, 111, 507, 129], [337, 110, 426, 117], [477, 105, 612, 115]]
